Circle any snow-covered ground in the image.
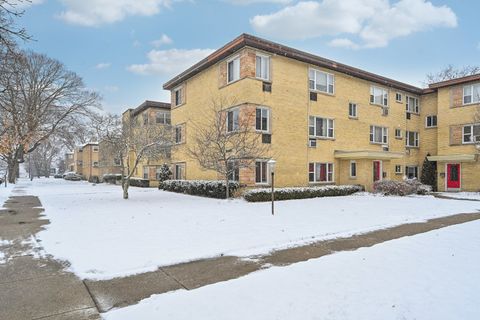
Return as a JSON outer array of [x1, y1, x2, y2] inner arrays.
[[439, 192, 480, 200], [103, 220, 480, 320], [20, 178, 480, 280], [0, 182, 14, 208]]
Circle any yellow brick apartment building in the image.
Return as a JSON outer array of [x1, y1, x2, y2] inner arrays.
[[163, 34, 480, 192]]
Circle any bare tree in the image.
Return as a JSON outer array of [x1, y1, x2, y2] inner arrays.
[[27, 136, 62, 178], [0, 50, 100, 183], [0, 0, 31, 49], [425, 65, 480, 85], [95, 113, 171, 199], [187, 96, 269, 198]]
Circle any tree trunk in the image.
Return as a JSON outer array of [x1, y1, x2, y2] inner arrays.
[[7, 159, 18, 184], [225, 175, 229, 199], [123, 178, 129, 199]]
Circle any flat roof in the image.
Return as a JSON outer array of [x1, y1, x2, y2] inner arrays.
[[163, 33, 424, 94], [124, 100, 171, 117]]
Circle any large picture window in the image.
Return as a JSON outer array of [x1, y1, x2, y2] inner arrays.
[[370, 86, 388, 106], [309, 116, 334, 138], [463, 83, 480, 105], [309, 163, 334, 183], [309, 69, 334, 94]]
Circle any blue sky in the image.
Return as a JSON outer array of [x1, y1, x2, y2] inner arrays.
[[18, 0, 479, 113]]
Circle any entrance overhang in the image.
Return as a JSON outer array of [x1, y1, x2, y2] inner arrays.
[[427, 154, 477, 163], [334, 150, 404, 160]]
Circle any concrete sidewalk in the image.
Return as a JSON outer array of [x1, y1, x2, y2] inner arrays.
[[0, 190, 101, 320]]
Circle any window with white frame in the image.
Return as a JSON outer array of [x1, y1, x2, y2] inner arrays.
[[227, 56, 240, 83], [406, 131, 419, 147], [143, 166, 149, 179], [350, 161, 357, 178], [463, 83, 480, 105], [255, 54, 270, 81], [227, 108, 240, 133], [348, 103, 357, 118], [227, 160, 240, 182], [370, 126, 388, 144], [309, 163, 334, 183], [405, 166, 418, 179], [309, 116, 334, 138], [462, 124, 480, 143], [426, 115, 437, 128], [255, 160, 268, 184], [395, 165, 402, 174], [370, 86, 388, 106], [156, 111, 171, 124], [309, 69, 334, 94], [174, 86, 183, 106], [395, 129, 402, 139], [175, 125, 183, 144], [395, 92, 402, 102], [255, 107, 269, 132], [406, 96, 420, 113], [174, 163, 185, 180]]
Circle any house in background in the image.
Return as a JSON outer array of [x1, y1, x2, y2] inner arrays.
[[81, 142, 100, 182], [98, 139, 123, 179], [65, 152, 74, 172], [122, 100, 172, 187], [163, 33, 480, 192], [73, 146, 83, 176]]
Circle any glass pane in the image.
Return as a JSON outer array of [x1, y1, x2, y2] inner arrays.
[[474, 84, 480, 103], [255, 162, 261, 183], [473, 125, 480, 136], [255, 56, 261, 78], [316, 72, 327, 92], [255, 109, 261, 130]]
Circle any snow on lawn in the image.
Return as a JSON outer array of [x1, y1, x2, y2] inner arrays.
[[22, 179, 480, 280], [103, 220, 480, 320], [0, 182, 14, 207], [439, 192, 480, 200]]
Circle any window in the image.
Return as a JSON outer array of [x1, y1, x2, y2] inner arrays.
[[143, 166, 149, 180], [92, 161, 99, 167], [142, 113, 148, 125], [406, 131, 419, 147], [463, 83, 480, 105], [350, 161, 357, 178], [114, 158, 121, 166], [227, 160, 240, 182], [406, 96, 420, 113], [370, 86, 388, 106], [92, 146, 99, 152], [309, 69, 334, 94], [308, 163, 334, 183], [175, 125, 183, 144], [155, 167, 163, 180], [255, 160, 268, 184], [395, 129, 402, 139], [405, 166, 418, 179], [227, 56, 240, 83], [156, 111, 171, 124], [395, 165, 402, 174], [255, 107, 269, 132], [174, 163, 185, 180], [395, 92, 402, 102], [174, 86, 183, 106], [426, 115, 437, 128], [309, 116, 334, 138], [348, 103, 357, 118], [255, 54, 270, 81], [227, 109, 240, 133], [462, 124, 480, 143], [370, 126, 388, 144]]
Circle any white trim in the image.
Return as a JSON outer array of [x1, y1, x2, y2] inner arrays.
[[255, 53, 271, 81], [370, 85, 389, 107], [255, 106, 270, 133], [227, 55, 240, 84], [349, 160, 357, 178], [309, 116, 335, 139], [425, 115, 438, 128]]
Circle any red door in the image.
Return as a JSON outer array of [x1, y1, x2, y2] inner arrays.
[[447, 164, 460, 189], [373, 161, 381, 182]]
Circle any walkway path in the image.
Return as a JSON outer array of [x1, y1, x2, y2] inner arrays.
[[0, 186, 101, 320], [2, 189, 480, 317]]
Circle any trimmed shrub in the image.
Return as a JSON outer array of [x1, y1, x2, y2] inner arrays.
[[244, 185, 364, 202], [129, 178, 150, 188], [373, 179, 432, 196], [159, 180, 240, 199], [103, 174, 122, 184], [88, 176, 100, 183]]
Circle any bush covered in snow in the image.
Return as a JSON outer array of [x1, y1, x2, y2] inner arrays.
[[373, 179, 432, 196], [159, 180, 240, 199], [129, 178, 150, 188], [244, 185, 363, 202], [103, 174, 122, 184]]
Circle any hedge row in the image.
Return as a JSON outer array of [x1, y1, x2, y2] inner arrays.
[[244, 185, 364, 202], [103, 174, 122, 184], [129, 178, 150, 188], [373, 179, 432, 196], [159, 180, 240, 199]]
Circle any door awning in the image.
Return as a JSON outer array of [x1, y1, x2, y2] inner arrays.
[[334, 150, 404, 160], [427, 154, 478, 162]]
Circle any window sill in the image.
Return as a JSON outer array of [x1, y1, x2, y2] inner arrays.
[[256, 77, 271, 83], [348, 116, 358, 120], [395, 100, 402, 104], [310, 136, 335, 141], [172, 102, 185, 109], [406, 112, 420, 116], [425, 126, 438, 129], [370, 142, 388, 145], [349, 176, 357, 180], [370, 103, 388, 108], [309, 89, 335, 97], [406, 146, 419, 149], [395, 136, 403, 140], [395, 172, 403, 175]]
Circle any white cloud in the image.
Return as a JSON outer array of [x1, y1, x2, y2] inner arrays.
[[57, 0, 175, 26], [95, 62, 111, 69], [226, 0, 292, 4], [104, 85, 119, 92], [151, 34, 173, 47], [127, 48, 215, 76], [251, 0, 457, 48]]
